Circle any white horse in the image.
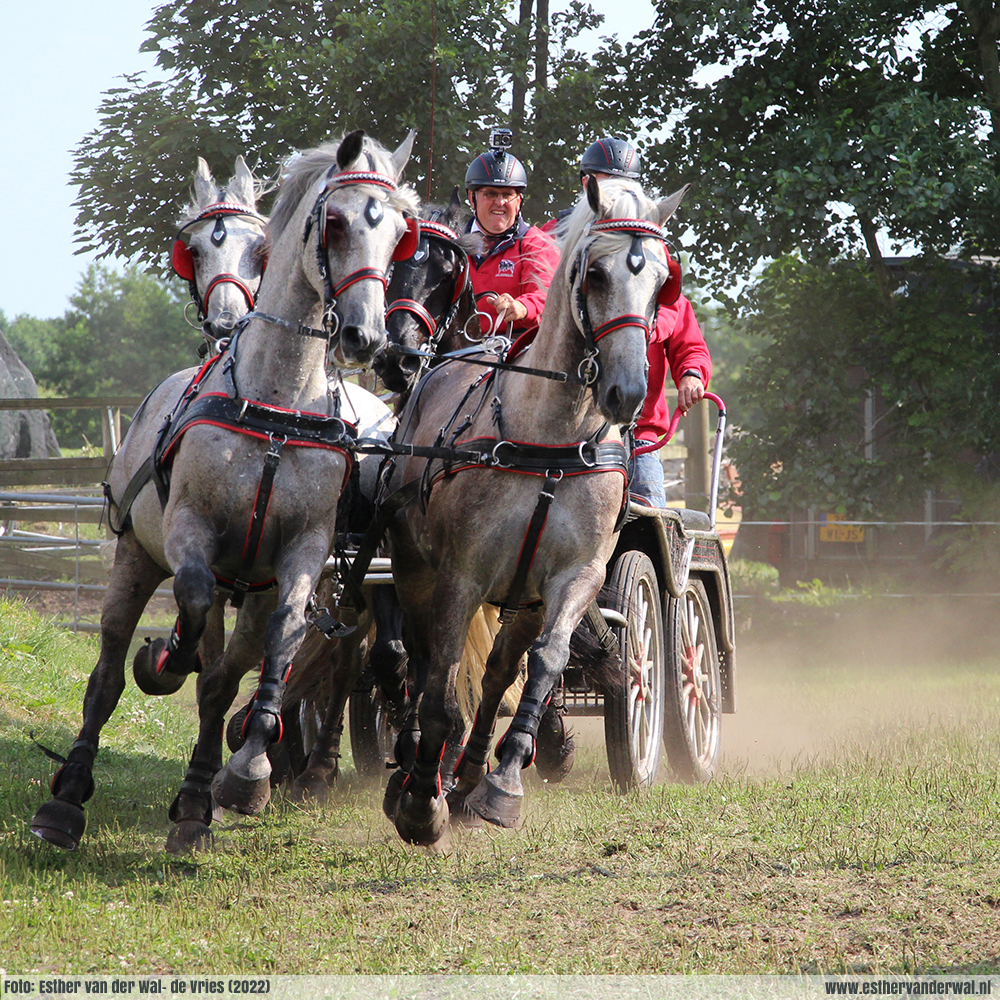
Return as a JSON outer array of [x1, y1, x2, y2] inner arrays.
[[29, 131, 419, 854], [172, 156, 269, 349]]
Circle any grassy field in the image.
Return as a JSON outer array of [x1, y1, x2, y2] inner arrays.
[[2, 594, 1000, 975]]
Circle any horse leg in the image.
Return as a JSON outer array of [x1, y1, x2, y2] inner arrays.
[[393, 585, 474, 847], [467, 568, 605, 829], [167, 596, 270, 853], [290, 626, 368, 802], [212, 568, 318, 815], [447, 614, 539, 826], [132, 560, 218, 696], [534, 676, 576, 782], [30, 531, 167, 850], [369, 583, 409, 727]]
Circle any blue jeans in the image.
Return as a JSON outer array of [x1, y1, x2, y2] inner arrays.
[[629, 447, 666, 507]]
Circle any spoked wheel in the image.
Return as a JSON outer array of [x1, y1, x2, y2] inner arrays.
[[348, 685, 396, 779], [603, 550, 665, 791], [663, 577, 721, 783]]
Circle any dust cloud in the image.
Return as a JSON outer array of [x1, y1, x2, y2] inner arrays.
[[719, 595, 1000, 774]]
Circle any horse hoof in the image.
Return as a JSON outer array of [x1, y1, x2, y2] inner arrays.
[[289, 770, 334, 804], [29, 799, 85, 850], [211, 753, 272, 815], [382, 769, 406, 820], [535, 731, 576, 783], [393, 787, 450, 847], [446, 791, 485, 829], [225, 703, 250, 753], [465, 772, 523, 829], [166, 820, 214, 855], [133, 639, 187, 696]]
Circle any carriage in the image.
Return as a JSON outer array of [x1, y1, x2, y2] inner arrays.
[[343, 391, 736, 793]]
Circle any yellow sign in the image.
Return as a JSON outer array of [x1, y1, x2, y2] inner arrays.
[[819, 513, 866, 543]]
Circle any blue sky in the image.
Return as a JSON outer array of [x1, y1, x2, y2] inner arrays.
[[0, 0, 653, 321]]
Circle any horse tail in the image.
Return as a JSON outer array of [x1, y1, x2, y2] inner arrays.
[[455, 604, 525, 724]]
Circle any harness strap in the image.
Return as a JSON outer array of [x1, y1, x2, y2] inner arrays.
[[498, 472, 559, 624], [231, 435, 286, 605], [585, 600, 621, 657], [340, 477, 423, 614], [105, 455, 157, 536]]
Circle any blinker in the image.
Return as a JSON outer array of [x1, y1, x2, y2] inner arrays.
[[211, 216, 227, 246], [364, 197, 384, 227], [627, 235, 645, 275]]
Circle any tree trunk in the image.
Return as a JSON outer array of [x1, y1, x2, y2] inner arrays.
[[959, 0, 1000, 150], [859, 212, 892, 301], [510, 0, 534, 144], [535, 0, 549, 94]]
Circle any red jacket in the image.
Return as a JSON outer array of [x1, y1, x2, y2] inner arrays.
[[467, 220, 559, 336], [638, 294, 712, 443]]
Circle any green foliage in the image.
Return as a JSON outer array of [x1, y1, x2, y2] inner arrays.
[[728, 558, 780, 596], [730, 255, 1000, 520], [72, 0, 625, 263], [614, 1, 1000, 287], [5, 264, 199, 447]]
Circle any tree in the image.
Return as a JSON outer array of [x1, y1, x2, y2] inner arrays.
[[72, 0, 629, 265], [729, 255, 1000, 520], [613, 2, 1000, 293], [6, 264, 199, 447]]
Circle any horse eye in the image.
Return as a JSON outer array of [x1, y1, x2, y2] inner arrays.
[[325, 211, 348, 245], [586, 264, 607, 288]]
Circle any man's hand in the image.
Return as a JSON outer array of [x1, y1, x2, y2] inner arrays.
[[677, 373, 705, 413], [492, 293, 528, 321]]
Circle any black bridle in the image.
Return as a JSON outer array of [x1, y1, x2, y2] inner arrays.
[[172, 202, 267, 323], [384, 220, 472, 354]]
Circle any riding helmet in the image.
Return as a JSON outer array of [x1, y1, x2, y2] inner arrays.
[[580, 137, 642, 180], [465, 150, 528, 190]]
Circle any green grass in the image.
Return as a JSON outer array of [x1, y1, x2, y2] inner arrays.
[[2, 596, 1000, 975]]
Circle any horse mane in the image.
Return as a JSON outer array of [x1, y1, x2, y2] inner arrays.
[[268, 135, 421, 245], [556, 178, 662, 284]]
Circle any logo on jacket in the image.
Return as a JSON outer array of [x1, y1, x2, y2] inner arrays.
[[497, 259, 515, 276]]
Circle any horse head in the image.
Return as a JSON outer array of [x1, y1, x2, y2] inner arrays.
[[562, 175, 690, 426], [173, 156, 268, 347], [263, 130, 421, 369], [377, 192, 476, 393]]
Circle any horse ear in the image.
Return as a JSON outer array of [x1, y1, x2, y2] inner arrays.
[[194, 157, 216, 208], [583, 174, 604, 219], [449, 185, 462, 210], [392, 218, 420, 261], [655, 183, 692, 227], [390, 129, 417, 179], [229, 155, 256, 209], [657, 255, 682, 308], [337, 130, 366, 170], [172, 239, 195, 281]]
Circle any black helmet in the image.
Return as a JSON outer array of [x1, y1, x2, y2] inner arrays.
[[465, 150, 528, 190], [580, 137, 641, 180]]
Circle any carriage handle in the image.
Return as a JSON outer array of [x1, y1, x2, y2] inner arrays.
[[633, 391, 727, 529]]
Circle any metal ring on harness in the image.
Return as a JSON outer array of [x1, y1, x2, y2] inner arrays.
[[576, 441, 597, 469], [577, 353, 600, 386], [491, 440, 514, 468]]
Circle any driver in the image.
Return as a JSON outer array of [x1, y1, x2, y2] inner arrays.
[[463, 137, 559, 339], [546, 137, 713, 507]]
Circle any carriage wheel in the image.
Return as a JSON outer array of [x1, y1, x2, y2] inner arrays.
[[348, 686, 396, 779], [662, 577, 721, 783], [603, 550, 665, 791]]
